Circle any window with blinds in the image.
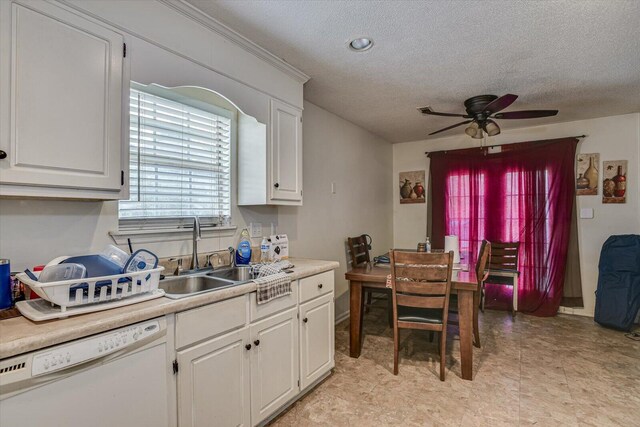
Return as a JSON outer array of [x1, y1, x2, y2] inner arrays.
[[119, 84, 232, 225]]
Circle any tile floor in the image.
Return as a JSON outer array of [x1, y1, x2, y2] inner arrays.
[[270, 305, 640, 426]]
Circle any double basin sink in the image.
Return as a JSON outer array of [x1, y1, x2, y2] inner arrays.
[[159, 267, 255, 299]]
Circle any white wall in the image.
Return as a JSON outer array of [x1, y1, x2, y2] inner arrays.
[[280, 101, 394, 318], [0, 6, 283, 270], [0, 101, 393, 322], [393, 113, 640, 317]]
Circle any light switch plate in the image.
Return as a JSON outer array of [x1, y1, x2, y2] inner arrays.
[[580, 208, 594, 219], [249, 222, 262, 238]]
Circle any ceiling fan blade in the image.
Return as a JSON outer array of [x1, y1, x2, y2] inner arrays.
[[428, 120, 472, 136], [418, 106, 469, 118], [494, 110, 559, 119], [483, 94, 518, 115]]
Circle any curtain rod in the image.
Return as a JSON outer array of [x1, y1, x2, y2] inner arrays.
[[424, 135, 586, 155]]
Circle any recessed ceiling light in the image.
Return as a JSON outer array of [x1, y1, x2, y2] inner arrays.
[[348, 37, 373, 52]]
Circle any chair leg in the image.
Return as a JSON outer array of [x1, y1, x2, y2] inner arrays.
[[365, 290, 372, 314], [473, 292, 481, 348], [393, 325, 399, 375], [480, 285, 485, 313], [512, 277, 518, 318], [439, 329, 447, 381], [387, 292, 393, 328]]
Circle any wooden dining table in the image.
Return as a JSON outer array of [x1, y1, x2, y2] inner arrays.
[[345, 263, 478, 380]]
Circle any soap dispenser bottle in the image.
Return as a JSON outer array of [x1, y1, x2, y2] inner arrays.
[[236, 228, 252, 265]]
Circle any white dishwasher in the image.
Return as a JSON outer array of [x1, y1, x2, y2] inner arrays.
[[0, 317, 175, 427]]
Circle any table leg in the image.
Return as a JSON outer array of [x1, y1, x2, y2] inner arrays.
[[458, 289, 474, 380], [349, 280, 363, 358]]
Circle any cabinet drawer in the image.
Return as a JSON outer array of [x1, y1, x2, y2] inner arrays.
[[299, 271, 334, 303], [176, 295, 247, 349], [249, 280, 298, 322]]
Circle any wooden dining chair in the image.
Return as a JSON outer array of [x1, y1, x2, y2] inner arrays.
[[484, 241, 520, 316], [347, 235, 392, 324], [390, 250, 454, 381], [449, 240, 491, 348]]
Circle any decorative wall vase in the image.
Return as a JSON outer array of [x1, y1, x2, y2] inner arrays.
[[612, 165, 626, 197], [603, 179, 615, 197], [399, 170, 426, 204], [413, 181, 425, 198], [584, 157, 598, 189], [400, 179, 413, 199], [576, 153, 599, 195], [576, 174, 589, 190], [603, 160, 627, 204]]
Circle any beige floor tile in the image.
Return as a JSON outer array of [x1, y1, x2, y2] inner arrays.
[[269, 310, 639, 427]]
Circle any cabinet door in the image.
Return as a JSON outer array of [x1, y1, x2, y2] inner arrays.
[[0, 0, 124, 191], [177, 328, 251, 427], [299, 293, 335, 390], [269, 99, 302, 202], [250, 307, 299, 425]]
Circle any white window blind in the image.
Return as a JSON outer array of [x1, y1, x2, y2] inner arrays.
[[119, 85, 232, 223]]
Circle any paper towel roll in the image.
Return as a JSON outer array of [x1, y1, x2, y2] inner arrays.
[[444, 235, 460, 263]]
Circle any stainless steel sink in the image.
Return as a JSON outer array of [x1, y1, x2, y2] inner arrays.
[[159, 274, 246, 299], [207, 266, 254, 282]]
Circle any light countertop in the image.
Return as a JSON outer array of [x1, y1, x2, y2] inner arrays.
[[0, 258, 339, 359]]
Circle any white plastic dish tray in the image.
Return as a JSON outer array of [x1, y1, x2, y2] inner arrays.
[[16, 267, 164, 312]]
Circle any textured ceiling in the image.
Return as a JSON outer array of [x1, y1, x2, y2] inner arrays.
[[185, 0, 640, 143]]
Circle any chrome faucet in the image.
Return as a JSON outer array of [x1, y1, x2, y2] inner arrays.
[[228, 246, 236, 268], [190, 216, 201, 270]]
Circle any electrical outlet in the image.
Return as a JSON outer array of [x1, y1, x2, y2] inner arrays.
[[249, 222, 262, 238]]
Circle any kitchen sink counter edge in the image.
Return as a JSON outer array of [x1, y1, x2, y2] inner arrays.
[[0, 258, 340, 359]]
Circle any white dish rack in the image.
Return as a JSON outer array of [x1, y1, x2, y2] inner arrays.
[[16, 267, 165, 316]]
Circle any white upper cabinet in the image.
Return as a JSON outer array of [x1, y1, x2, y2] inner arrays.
[[269, 99, 302, 203], [237, 98, 302, 206], [0, 0, 125, 199]]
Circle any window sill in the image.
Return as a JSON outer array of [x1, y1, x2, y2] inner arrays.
[[109, 225, 237, 245]]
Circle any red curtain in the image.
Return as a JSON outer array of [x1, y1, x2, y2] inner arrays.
[[429, 138, 578, 316]]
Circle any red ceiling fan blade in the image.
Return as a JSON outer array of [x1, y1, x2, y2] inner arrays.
[[428, 120, 473, 136], [483, 94, 518, 115], [494, 110, 559, 119], [418, 106, 469, 118]]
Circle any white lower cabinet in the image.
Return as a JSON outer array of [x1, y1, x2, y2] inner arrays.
[[174, 270, 336, 427], [249, 307, 299, 425], [177, 327, 251, 427], [299, 293, 335, 390]]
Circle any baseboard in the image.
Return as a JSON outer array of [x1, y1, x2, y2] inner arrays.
[[335, 310, 349, 325], [558, 306, 593, 317]]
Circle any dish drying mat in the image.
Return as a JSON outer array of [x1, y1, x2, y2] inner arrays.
[[253, 261, 293, 304]]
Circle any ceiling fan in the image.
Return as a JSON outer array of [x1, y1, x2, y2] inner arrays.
[[418, 94, 558, 138]]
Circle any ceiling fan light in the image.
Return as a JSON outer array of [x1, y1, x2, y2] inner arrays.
[[471, 128, 484, 139], [465, 122, 480, 137], [484, 120, 500, 136]]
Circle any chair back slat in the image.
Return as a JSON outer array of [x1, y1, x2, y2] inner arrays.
[[347, 235, 371, 267], [395, 281, 447, 295], [396, 294, 446, 309], [486, 241, 519, 271], [394, 266, 449, 282]]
